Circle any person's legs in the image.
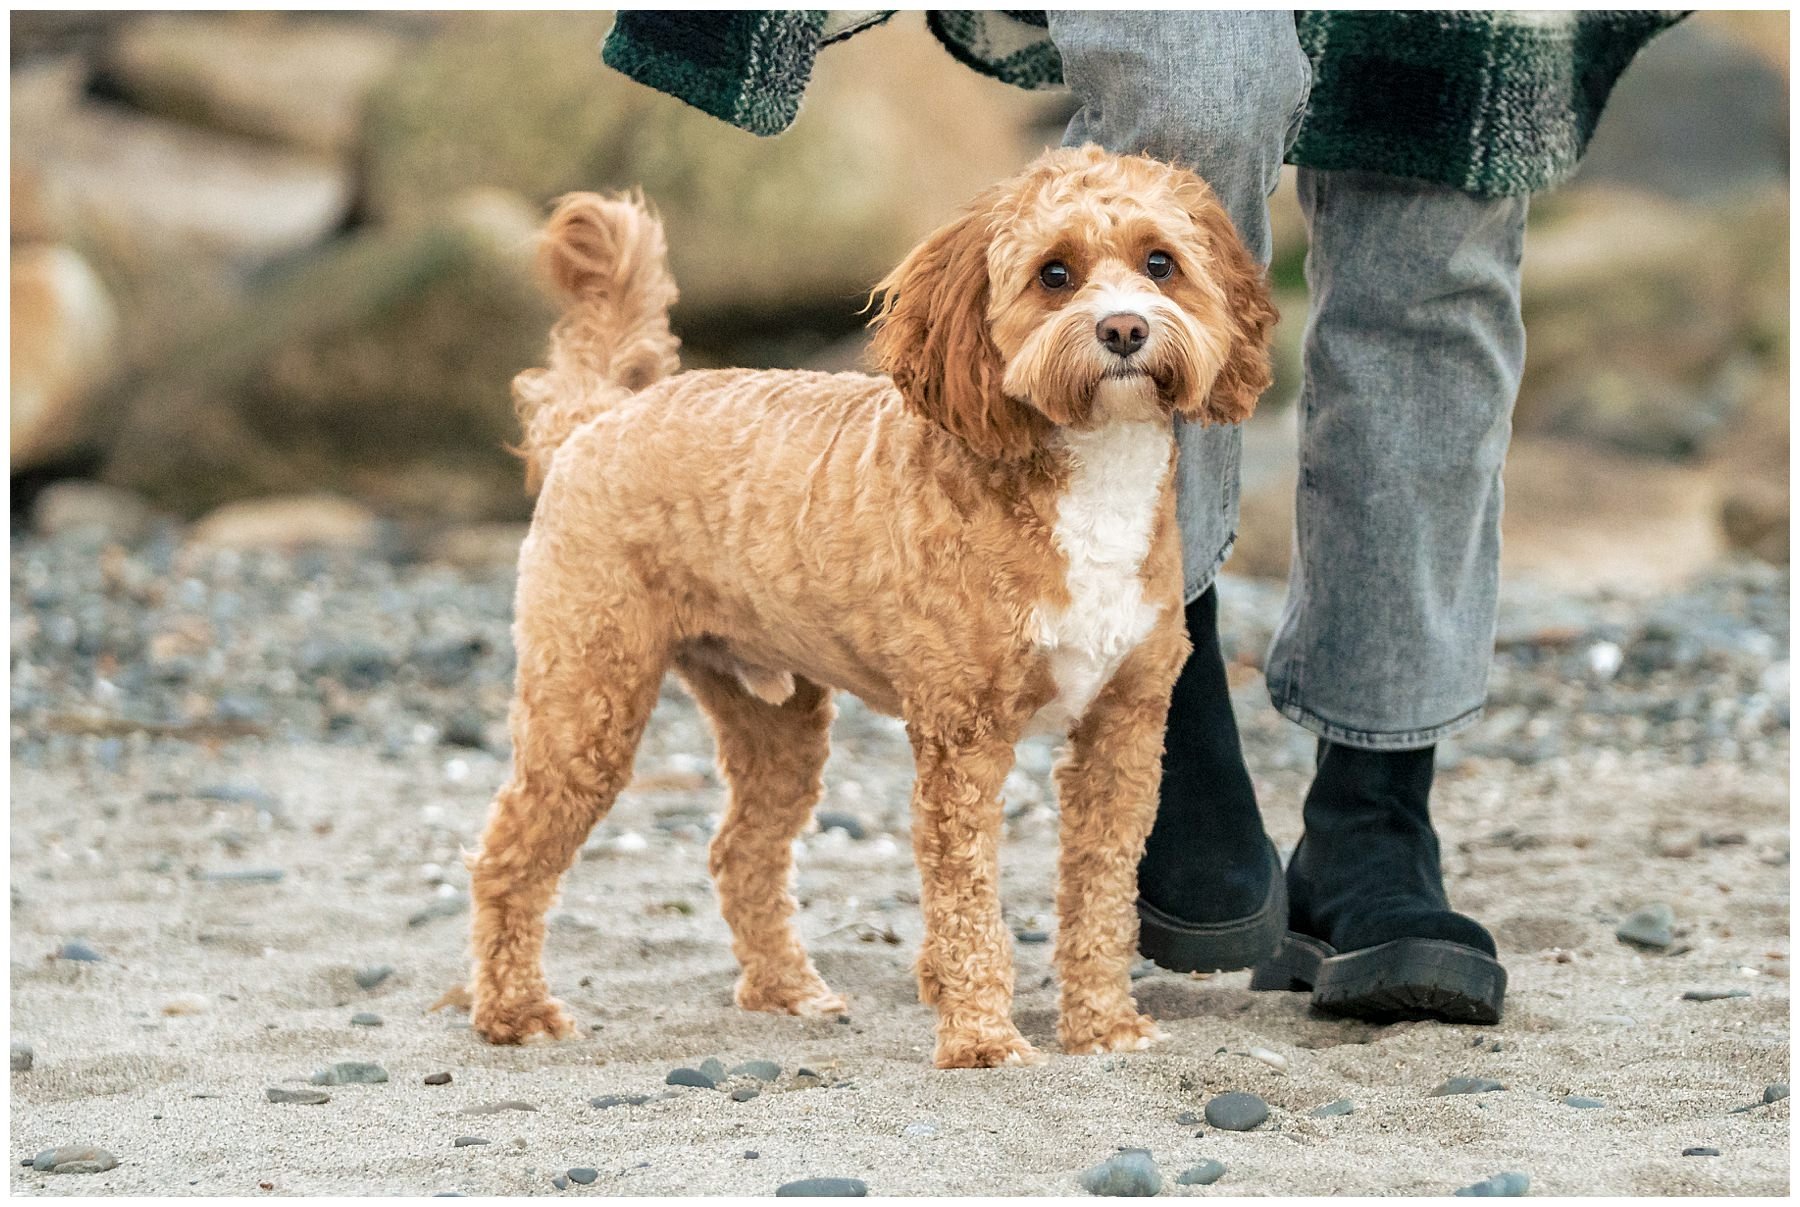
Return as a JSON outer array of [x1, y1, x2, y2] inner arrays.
[[1252, 168, 1527, 1022], [1048, 10, 1310, 971]]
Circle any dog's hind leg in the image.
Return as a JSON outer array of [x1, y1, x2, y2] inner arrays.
[[676, 656, 847, 1017], [468, 587, 668, 1046]]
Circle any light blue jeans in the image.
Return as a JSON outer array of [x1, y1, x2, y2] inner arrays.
[[1050, 10, 1528, 750]]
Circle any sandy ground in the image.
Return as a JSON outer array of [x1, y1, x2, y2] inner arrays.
[[10, 683, 1790, 1196]]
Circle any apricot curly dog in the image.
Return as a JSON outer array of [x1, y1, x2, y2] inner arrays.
[[466, 145, 1275, 1068]]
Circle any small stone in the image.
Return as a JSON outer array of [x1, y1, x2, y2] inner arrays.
[[409, 895, 469, 927], [1310, 1098, 1355, 1118], [590, 1093, 653, 1109], [1430, 1077, 1505, 1097], [1682, 1147, 1721, 1157], [1616, 903, 1676, 949], [777, 1177, 869, 1197], [265, 1087, 330, 1104], [730, 1087, 760, 1102], [55, 940, 103, 962], [698, 1057, 726, 1082], [795, 1067, 819, 1079], [745, 1151, 760, 1159], [11, 1040, 34, 1072], [815, 811, 868, 840], [1454, 1171, 1530, 1197], [162, 993, 210, 1016], [1078, 1150, 1163, 1197], [666, 1067, 715, 1089], [424, 1072, 453, 1086], [311, 1061, 388, 1085], [1764, 1083, 1788, 1103], [350, 1012, 383, 1027], [453, 1136, 490, 1147], [32, 1145, 121, 1174], [1176, 1160, 1226, 1187], [728, 1060, 781, 1082], [567, 1168, 598, 1184], [1682, 988, 1751, 1001], [1246, 1046, 1287, 1072], [355, 965, 396, 990], [1561, 1096, 1606, 1109], [551, 1174, 569, 1190], [459, 1100, 537, 1115], [902, 1121, 938, 1138], [1203, 1091, 1268, 1131], [197, 868, 285, 884], [1174, 1110, 1202, 1126]]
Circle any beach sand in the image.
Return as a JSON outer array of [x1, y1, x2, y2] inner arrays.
[[10, 689, 1789, 1196]]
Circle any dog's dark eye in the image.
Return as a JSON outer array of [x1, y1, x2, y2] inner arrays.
[[1038, 261, 1071, 289], [1146, 251, 1175, 280]]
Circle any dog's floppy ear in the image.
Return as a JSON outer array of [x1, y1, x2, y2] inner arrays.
[[1179, 185, 1278, 427], [869, 206, 1050, 460]]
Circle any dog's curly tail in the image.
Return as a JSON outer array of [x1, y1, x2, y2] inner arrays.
[[511, 191, 681, 492]]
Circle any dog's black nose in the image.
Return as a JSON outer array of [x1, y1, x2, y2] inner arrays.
[[1096, 312, 1149, 357]]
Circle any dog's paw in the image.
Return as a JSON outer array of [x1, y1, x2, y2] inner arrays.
[[1059, 1010, 1165, 1056], [934, 1025, 1045, 1070], [735, 973, 848, 1018], [471, 996, 577, 1045]]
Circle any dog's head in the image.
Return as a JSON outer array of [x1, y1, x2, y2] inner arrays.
[[870, 145, 1276, 460]]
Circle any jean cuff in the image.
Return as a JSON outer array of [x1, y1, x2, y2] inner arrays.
[[1269, 696, 1486, 752], [1182, 531, 1237, 605]]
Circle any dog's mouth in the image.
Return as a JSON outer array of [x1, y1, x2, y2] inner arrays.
[[1100, 361, 1150, 381]]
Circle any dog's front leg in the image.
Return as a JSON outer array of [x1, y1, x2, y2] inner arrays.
[[1053, 627, 1187, 1054], [907, 714, 1040, 1069]]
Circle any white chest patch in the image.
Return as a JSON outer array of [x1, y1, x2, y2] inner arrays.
[[1026, 416, 1174, 737]]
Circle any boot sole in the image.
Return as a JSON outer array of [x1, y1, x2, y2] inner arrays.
[[1136, 841, 1287, 974], [1249, 932, 1507, 1025]]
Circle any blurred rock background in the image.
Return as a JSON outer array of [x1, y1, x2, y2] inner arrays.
[[11, 11, 1789, 595]]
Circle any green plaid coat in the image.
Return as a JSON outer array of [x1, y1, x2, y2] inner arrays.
[[601, 10, 1684, 197]]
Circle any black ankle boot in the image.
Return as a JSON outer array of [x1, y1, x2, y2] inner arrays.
[[1135, 587, 1286, 973], [1250, 741, 1507, 1023]]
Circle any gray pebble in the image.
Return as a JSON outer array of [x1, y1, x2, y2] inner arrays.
[[1454, 1171, 1531, 1197], [1561, 1096, 1606, 1109], [1203, 1091, 1268, 1131], [568, 1168, 598, 1184], [197, 868, 285, 884], [1682, 988, 1751, 1001], [350, 1012, 383, 1027], [728, 1060, 781, 1082], [408, 895, 469, 927], [1176, 1160, 1227, 1187], [1174, 1111, 1202, 1126], [266, 1088, 330, 1105], [698, 1057, 726, 1082], [777, 1177, 869, 1197], [355, 965, 396, 990], [11, 1040, 33, 1072], [551, 1174, 569, 1190], [815, 811, 868, 840], [459, 1100, 538, 1115], [1616, 903, 1675, 949], [32, 1145, 120, 1174], [1310, 1098, 1355, 1118], [1431, 1077, 1505, 1096], [729, 1087, 760, 1102], [453, 1137, 490, 1147], [591, 1093, 653, 1109], [1078, 1150, 1163, 1197], [55, 941, 103, 963], [312, 1061, 388, 1085], [666, 1067, 715, 1089], [424, 1072, 453, 1086], [1764, 1083, 1788, 1103], [1682, 1147, 1721, 1157]]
